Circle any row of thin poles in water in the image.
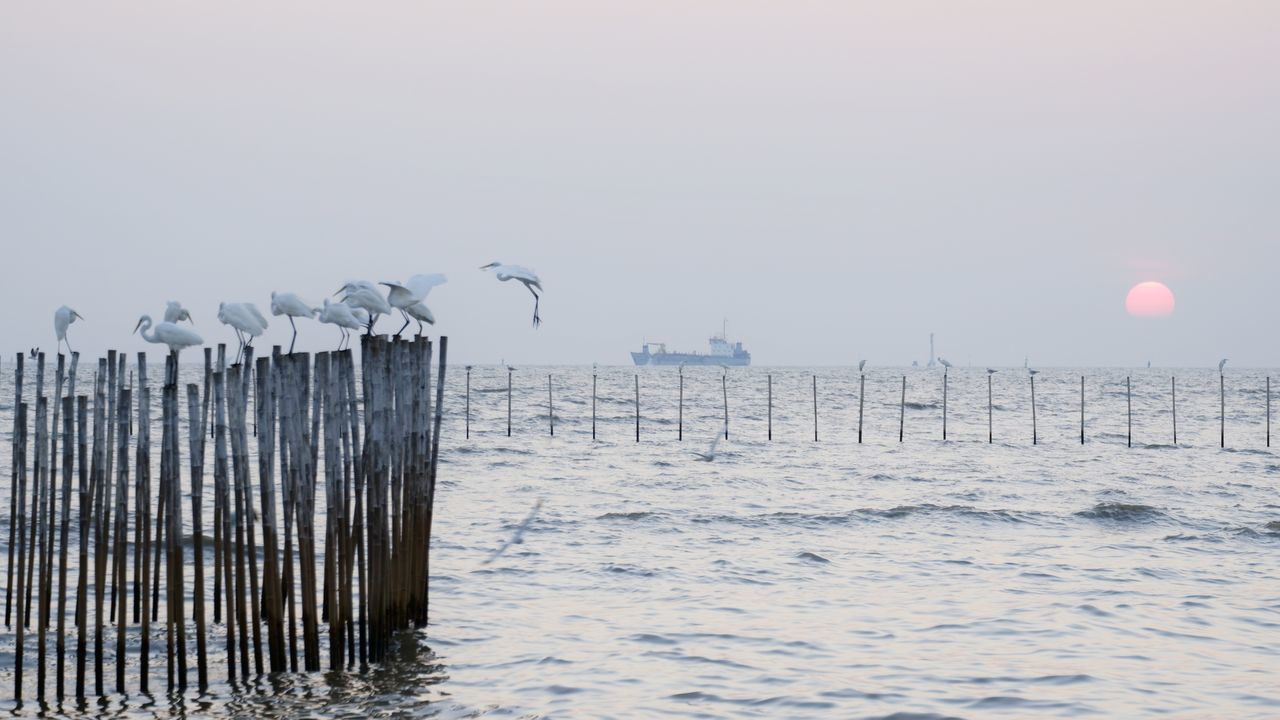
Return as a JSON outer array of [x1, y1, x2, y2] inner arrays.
[[2, 335, 447, 702], [464, 369, 1272, 448]]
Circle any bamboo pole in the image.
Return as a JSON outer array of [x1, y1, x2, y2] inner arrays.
[[547, 374, 554, 436], [186, 382, 210, 687], [113, 386, 130, 693], [858, 373, 865, 444], [677, 367, 683, 442], [1031, 374, 1038, 446], [91, 360, 106, 696], [1126, 376, 1132, 448], [56, 395, 73, 699], [465, 366, 471, 439], [35, 397, 49, 698], [5, 353, 23, 630], [213, 367, 237, 681], [23, 353, 45, 632], [1080, 375, 1085, 445], [591, 369, 597, 440], [1172, 376, 1177, 445], [898, 375, 906, 442], [634, 374, 640, 442], [1267, 376, 1271, 448], [13, 403, 27, 699], [255, 357, 286, 673], [507, 368, 512, 437], [767, 374, 772, 441], [74, 396, 88, 699], [722, 371, 729, 440], [987, 372, 993, 444], [812, 374, 818, 442], [134, 354, 148, 629], [1220, 372, 1226, 448], [942, 370, 947, 441]]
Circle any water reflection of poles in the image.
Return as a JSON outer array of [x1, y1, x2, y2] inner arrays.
[[987, 369, 996, 444], [857, 360, 866, 444]]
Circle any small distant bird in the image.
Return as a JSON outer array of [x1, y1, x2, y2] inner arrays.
[[1218, 358, 1228, 373], [692, 424, 725, 462], [858, 359, 867, 372], [163, 301, 193, 324], [54, 306, 84, 355], [134, 315, 204, 355], [336, 280, 392, 332], [1028, 369, 1039, 376], [482, 499, 543, 565], [218, 302, 269, 364], [29, 348, 38, 359], [270, 292, 318, 354], [480, 262, 543, 327], [987, 368, 998, 375], [938, 357, 953, 369], [317, 298, 364, 350], [507, 365, 517, 373], [381, 274, 447, 336]]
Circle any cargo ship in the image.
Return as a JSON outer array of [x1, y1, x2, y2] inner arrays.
[[631, 328, 751, 366]]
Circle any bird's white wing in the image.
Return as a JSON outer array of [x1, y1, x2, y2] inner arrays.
[[503, 265, 542, 288], [406, 273, 447, 299], [482, 499, 543, 565], [247, 303, 269, 330]]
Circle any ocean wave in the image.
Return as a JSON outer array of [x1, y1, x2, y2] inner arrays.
[[1075, 502, 1166, 522]]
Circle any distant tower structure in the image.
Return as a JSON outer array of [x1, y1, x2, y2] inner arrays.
[[928, 333, 937, 368]]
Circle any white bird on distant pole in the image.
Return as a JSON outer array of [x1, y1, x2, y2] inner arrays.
[[858, 359, 867, 372], [218, 302, 269, 364], [54, 306, 84, 355], [163, 301, 193, 325], [317, 298, 365, 350], [987, 368, 998, 375], [480, 262, 543, 327], [271, 291, 318, 354], [336, 280, 392, 333], [1028, 368, 1039, 376], [939, 357, 953, 369], [135, 315, 203, 355], [1218, 358, 1228, 373], [381, 273, 447, 336]]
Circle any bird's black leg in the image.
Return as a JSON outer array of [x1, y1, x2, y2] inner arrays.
[[396, 310, 410, 338], [289, 316, 298, 355], [416, 319, 424, 337], [527, 286, 542, 328]]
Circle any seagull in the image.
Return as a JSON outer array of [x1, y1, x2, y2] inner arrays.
[[987, 368, 998, 374], [858, 359, 867, 372], [1218, 358, 1228, 373], [336, 281, 392, 333], [1028, 369, 1039, 376], [692, 424, 725, 462], [135, 315, 204, 355], [482, 499, 543, 565], [53, 306, 84, 355], [163, 301, 193, 324], [317, 298, 365, 350], [480, 262, 543, 327], [938, 357, 953, 369], [218, 302, 269, 364], [381, 274, 447, 336], [270, 291, 319, 354]]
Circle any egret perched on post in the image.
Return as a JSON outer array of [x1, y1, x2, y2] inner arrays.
[[1218, 358, 1228, 373], [381, 274, 446, 336], [480, 262, 543, 327], [271, 291, 318, 354], [163, 301, 193, 324], [336, 280, 392, 333], [858, 359, 867, 372], [134, 315, 203, 355], [53, 306, 84, 355], [218, 302, 269, 364], [317, 298, 365, 350], [939, 357, 953, 369]]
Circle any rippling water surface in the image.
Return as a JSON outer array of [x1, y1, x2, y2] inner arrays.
[[1, 363, 1278, 718]]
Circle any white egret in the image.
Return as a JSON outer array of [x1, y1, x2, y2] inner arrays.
[[317, 298, 364, 350], [336, 281, 392, 332], [53, 305, 84, 355], [1218, 358, 1228, 373], [1028, 369, 1039, 376], [858, 359, 867, 372], [381, 273, 447, 336], [939, 357, 953, 369], [482, 499, 543, 565], [692, 423, 726, 462], [271, 291, 319, 354], [163, 301, 193, 324], [134, 315, 204, 355], [480, 262, 543, 327], [218, 302, 269, 364], [987, 368, 998, 374]]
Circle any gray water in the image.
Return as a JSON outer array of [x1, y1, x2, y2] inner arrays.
[[0, 363, 1277, 718]]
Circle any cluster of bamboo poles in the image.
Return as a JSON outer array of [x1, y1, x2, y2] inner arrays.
[[2, 334, 447, 702], [471, 369, 1272, 448]]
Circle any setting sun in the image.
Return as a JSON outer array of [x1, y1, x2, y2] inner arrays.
[[1125, 281, 1176, 317]]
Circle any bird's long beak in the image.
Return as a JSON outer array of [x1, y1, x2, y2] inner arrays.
[[74, 312, 84, 321], [333, 288, 345, 297], [133, 318, 143, 333]]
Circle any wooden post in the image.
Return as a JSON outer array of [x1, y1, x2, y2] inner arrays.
[[1220, 372, 1226, 448], [1268, 377, 1271, 448], [74, 396, 87, 699], [507, 368, 512, 437], [1126, 376, 1132, 448], [942, 370, 948, 441], [113, 387, 130, 694], [1080, 375, 1085, 445], [677, 368, 683, 442], [1031, 374, 1038, 446], [858, 373, 865, 444], [13, 403, 27, 699], [898, 375, 906, 442], [5, 353, 23, 631], [1172, 376, 1177, 445], [56, 396, 73, 700], [464, 366, 471, 439], [812, 374, 818, 442], [722, 371, 729, 440], [34, 397, 48, 699], [547, 374, 554, 436], [591, 369, 597, 440], [767, 374, 772, 441], [634, 374, 640, 442], [987, 373, 993, 444]]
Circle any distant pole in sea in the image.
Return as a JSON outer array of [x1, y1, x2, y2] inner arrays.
[[507, 368, 513, 437], [988, 373, 993, 444], [547, 374, 554, 437], [464, 366, 471, 439], [1220, 372, 1226, 448], [767, 374, 772, 441], [941, 369, 948, 441], [1079, 375, 1085, 445], [1171, 376, 1177, 445], [634, 374, 640, 443], [1267, 376, 1271, 448], [1126, 376, 1132, 448], [591, 366, 597, 440], [898, 375, 906, 443], [721, 370, 729, 440], [812, 374, 818, 442], [857, 373, 865, 444], [677, 366, 683, 442], [1030, 373, 1038, 446]]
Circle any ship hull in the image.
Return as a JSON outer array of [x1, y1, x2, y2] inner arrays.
[[632, 352, 750, 367]]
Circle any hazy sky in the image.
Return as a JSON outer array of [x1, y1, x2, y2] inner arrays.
[[2, 2, 1276, 366]]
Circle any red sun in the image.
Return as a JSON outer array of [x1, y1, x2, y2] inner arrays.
[[1125, 281, 1175, 317]]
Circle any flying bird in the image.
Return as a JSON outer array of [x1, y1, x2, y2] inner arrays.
[[53, 306, 84, 355], [317, 298, 365, 350], [218, 302, 269, 364], [336, 280, 392, 333], [480, 262, 543, 327], [381, 273, 447, 336], [163, 301, 193, 324], [1218, 358, 1228, 373], [692, 424, 725, 462], [271, 291, 318, 354], [482, 499, 544, 565], [134, 315, 204, 355]]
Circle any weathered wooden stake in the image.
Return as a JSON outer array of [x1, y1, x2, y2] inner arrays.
[[1172, 376, 1178, 445], [942, 370, 948, 440], [1126, 376, 1132, 448], [898, 375, 906, 442], [722, 371, 729, 440], [1031, 374, 1038, 446], [507, 368, 513, 437], [547, 374, 554, 436], [634, 374, 640, 442], [1080, 375, 1085, 445], [812, 374, 818, 442], [858, 374, 865, 444], [767, 374, 773, 441], [1220, 372, 1226, 448]]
